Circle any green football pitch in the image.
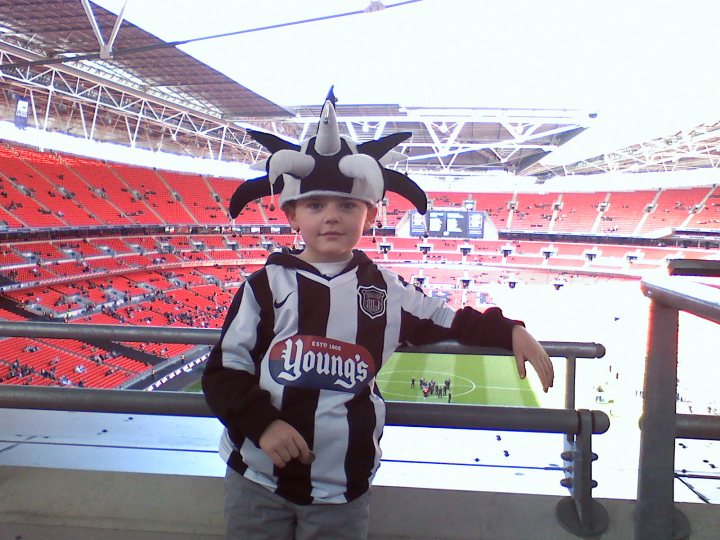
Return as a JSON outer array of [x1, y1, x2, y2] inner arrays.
[[187, 353, 542, 407], [377, 353, 541, 407]]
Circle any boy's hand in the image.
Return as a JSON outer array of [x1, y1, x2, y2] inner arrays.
[[512, 325, 554, 393], [259, 419, 314, 468]]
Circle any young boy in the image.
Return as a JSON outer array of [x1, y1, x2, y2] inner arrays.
[[202, 93, 554, 540]]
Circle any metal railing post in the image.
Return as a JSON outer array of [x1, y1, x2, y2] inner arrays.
[[635, 300, 690, 540], [557, 409, 609, 537], [562, 354, 578, 485], [564, 354, 578, 411], [634, 266, 720, 540]]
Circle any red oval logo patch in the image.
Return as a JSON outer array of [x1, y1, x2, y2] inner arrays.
[[268, 335, 377, 393]]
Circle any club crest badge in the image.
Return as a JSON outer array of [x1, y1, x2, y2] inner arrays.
[[357, 285, 387, 319]]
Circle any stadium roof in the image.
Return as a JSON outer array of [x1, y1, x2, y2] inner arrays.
[[1, 0, 719, 180], [535, 120, 720, 178], [0, 0, 290, 119]]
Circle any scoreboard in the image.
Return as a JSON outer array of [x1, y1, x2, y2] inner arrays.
[[409, 210, 486, 238]]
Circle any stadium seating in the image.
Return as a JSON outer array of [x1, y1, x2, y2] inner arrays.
[[601, 191, 656, 235], [472, 192, 514, 221], [111, 163, 197, 224], [160, 170, 228, 225], [3, 141, 718, 391], [509, 193, 558, 232], [638, 187, 709, 234], [549, 192, 605, 233], [684, 185, 720, 230]]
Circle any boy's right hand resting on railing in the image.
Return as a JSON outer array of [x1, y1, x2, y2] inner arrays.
[[511, 325, 554, 393]]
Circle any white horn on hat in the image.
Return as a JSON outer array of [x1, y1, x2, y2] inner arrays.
[[338, 154, 384, 200], [268, 149, 315, 185], [315, 99, 341, 156]]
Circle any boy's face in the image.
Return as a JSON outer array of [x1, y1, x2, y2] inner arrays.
[[284, 196, 378, 263]]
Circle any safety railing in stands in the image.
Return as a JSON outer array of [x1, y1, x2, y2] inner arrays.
[[0, 320, 609, 537], [636, 259, 720, 540]]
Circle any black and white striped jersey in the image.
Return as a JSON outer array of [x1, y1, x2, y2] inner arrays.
[[202, 249, 520, 505]]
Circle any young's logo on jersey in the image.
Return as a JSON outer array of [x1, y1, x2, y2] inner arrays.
[[268, 335, 377, 393], [357, 285, 387, 319]]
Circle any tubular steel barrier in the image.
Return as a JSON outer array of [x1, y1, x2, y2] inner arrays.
[[637, 270, 720, 540], [0, 321, 609, 537]]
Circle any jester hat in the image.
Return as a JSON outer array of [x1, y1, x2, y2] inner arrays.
[[229, 88, 427, 218]]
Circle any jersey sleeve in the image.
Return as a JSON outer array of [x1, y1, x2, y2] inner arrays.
[[201, 280, 280, 446], [450, 306, 524, 351], [397, 277, 457, 346], [396, 275, 523, 351]]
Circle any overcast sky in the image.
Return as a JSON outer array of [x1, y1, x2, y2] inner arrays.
[[91, 0, 720, 166]]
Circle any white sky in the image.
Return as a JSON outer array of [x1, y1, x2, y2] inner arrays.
[[91, 0, 720, 166]]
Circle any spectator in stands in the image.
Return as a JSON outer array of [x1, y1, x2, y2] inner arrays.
[[202, 93, 554, 540]]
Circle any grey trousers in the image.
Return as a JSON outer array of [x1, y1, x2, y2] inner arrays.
[[224, 466, 371, 540]]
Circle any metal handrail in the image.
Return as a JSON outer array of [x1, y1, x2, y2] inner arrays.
[[0, 384, 609, 436], [0, 320, 606, 358], [641, 274, 720, 325], [0, 319, 605, 414], [0, 320, 610, 537], [636, 273, 720, 540]]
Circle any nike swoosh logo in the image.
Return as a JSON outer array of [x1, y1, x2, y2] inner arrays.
[[273, 291, 294, 309]]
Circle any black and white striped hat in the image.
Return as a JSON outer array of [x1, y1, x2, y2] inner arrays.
[[229, 88, 427, 218]]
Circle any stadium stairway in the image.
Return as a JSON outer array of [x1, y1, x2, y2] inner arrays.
[[0, 295, 29, 319]]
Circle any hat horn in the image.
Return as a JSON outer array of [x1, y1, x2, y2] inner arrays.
[[338, 154, 384, 201], [383, 169, 427, 214], [315, 99, 341, 156], [267, 149, 315, 185], [245, 129, 300, 153], [228, 176, 285, 218], [357, 132, 412, 160]]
